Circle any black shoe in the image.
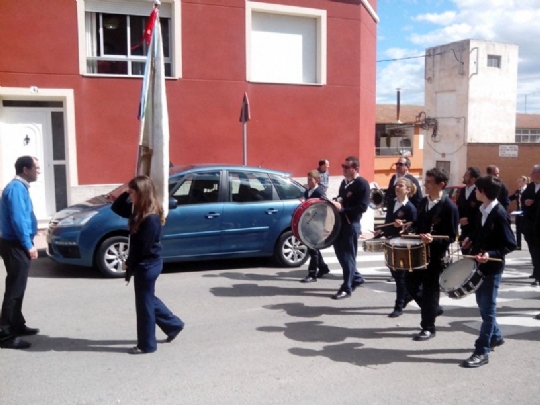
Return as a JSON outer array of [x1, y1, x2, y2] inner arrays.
[[534, 313, 540, 320], [316, 268, 330, 278], [461, 353, 489, 368], [436, 307, 444, 317], [300, 276, 317, 283], [331, 291, 351, 300], [0, 336, 31, 349], [16, 326, 40, 336], [531, 280, 540, 286], [352, 279, 365, 291], [388, 309, 403, 318], [490, 337, 505, 351], [413, 330, 435, 341], [166, 327, 184, 343], [528, 275, 536, 279]]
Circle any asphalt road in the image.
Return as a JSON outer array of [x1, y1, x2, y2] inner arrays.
[[1, 245, 540, 405]]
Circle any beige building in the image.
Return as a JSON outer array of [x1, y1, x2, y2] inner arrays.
[[422, 39, 519, 185]]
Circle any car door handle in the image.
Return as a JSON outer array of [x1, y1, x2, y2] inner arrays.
[[265, 209, 279, 215], [205, 212, 221, 219]]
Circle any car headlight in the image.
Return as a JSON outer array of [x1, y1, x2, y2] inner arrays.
[[56, 211, 99, 227]]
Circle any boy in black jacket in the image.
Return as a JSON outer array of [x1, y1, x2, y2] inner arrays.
[[300, 170, 330, 283], [406, 167, 459, 341], [461, 175, 516, 368]]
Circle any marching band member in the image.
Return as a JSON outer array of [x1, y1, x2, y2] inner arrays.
[[405, 168, 458, 341], [374, 177, 417, 317], [461, 175, 516, 368]]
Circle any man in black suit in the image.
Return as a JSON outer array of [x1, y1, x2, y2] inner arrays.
[[486, 165, 510, 210], [522, 165, 540, 286], [385, 156, 422, 209], [461, 175, 516, 368], [406, 167, 459, 341], [300, 170, 330, 283], [330, 156, 370, 300], [457, 167, 481, 252]]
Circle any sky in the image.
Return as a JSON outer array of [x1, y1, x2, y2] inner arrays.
[[376, 0, 540, 114]]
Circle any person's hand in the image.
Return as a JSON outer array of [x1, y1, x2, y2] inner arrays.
[[461, 237, 472, 250], [333, 201, 342, 211], [459, 217, 468, 226], [420, 233, 433, 244], [394, 219, 403, 228], [373, 230, 383, 238], [28, 247, 38, 260], [475, 252, 490, 263], [525, 199, 535, 206]]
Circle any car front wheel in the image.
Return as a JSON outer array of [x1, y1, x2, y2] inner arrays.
[[274, 230, 309, 267], [95, 235, 129, 278]]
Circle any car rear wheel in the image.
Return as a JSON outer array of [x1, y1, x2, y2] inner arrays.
[[274, 230, 309, 267], [95, 235, 129, 278]]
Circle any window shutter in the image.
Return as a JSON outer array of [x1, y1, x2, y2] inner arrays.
[[85, 0, 172, 18]]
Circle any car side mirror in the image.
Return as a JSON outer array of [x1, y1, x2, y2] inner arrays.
[[169, 197, 178, 210]]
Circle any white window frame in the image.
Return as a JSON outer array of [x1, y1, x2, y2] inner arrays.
[[245, 1, 327, 85], [77, 0, 182, 79]]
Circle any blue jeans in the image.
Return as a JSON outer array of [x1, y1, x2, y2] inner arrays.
[[333, 221, 364, 293], [474, 273, 502, 355]]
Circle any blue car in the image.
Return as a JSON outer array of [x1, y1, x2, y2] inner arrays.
[[47, 165, 309, 277]]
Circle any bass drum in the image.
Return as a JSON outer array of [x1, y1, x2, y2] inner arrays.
[[439, 259, 484, 299], [291, 198, 341, 250]]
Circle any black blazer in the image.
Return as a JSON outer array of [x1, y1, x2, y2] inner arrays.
[[413, 196, 459, 260], [383, 199, 417, 238], [385, 173, 423, 209], [469, 203, 516, 275], [456, 186, 480, 240], [521, 182, 540, 223], [509, 188, 524, 211], [304, 186, 324, 200], [111, 192, 163, 269], [497, 182, 510, 210], [337, 176, 369, 223]]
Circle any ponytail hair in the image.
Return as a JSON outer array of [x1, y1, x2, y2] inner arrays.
[[397, 177, 417, 197]]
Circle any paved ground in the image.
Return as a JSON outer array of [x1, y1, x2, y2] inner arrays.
[[1, 242, 540, 405]]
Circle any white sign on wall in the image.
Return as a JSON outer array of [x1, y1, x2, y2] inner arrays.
[[499, 145, 518, 157]]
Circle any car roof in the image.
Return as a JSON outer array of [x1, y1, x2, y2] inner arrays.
[[169, 164, 292, 178]]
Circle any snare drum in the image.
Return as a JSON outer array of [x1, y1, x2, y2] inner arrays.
[[291, 198, 341, 249], [362, 239, 385, 252], [439, 259, 484, 299], [383, 237, 429, 271]]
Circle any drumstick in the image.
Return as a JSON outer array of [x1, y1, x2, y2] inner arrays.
[[374, 221, 413, 230], [462, 254, 503, 262], [400, 234, 450, 239]]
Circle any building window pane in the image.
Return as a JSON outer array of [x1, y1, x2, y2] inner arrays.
[[487, 55, 501, 68], [86, 11, 172, 77], [54, 165, 68, 212], [51, 112, 66, 161]]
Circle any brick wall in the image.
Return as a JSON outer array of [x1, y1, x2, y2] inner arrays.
[[466, 143, 540, 210]]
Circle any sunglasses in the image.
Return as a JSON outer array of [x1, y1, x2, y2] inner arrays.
[[395, 162, 405, 166], [341, 164, 352, 169]]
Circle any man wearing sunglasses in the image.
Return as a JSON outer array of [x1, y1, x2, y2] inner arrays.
[[385, 157, 422, 209], [330, 156, 370, 300]]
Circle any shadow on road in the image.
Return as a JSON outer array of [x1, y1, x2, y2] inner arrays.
[[24, 335, 138, 353]]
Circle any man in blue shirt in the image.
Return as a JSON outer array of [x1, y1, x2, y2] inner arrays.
[[0, 156, 40, 349]]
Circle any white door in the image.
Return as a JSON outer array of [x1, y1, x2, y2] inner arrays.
[[0, 109, 54, 221]]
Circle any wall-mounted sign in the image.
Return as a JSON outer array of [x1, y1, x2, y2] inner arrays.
[[499, 145, 518, 157]]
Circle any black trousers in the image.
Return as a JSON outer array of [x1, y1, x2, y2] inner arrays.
[[307, 249, 329, 277], [0, 239, 31, 336], [515, 215, 523, 248], [523, 222, 540, 279], [391, 269, 411, 310], [405, 261, 443, 333]]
